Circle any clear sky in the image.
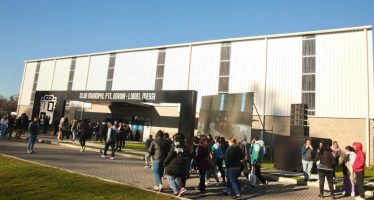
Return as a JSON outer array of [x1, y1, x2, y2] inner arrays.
[[0, 0, 373, 98]]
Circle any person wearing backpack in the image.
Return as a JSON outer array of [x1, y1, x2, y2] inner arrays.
[[301, 138, 315, 181], [164, 133, 190, 197], [250, 138, 267, 186], [212, 136, 225, 183]]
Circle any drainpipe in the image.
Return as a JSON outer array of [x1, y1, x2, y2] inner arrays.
[[364, 29, 371, 165], [262, 38, 269, 140]]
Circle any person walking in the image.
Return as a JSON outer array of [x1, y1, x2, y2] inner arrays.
[[301, 138, 315, 181], [71, 117, 79, 141], [79, 119, 90, 151], [57, 118, 64, 141], [250, 138, 268, 186], [101, 121, 117, 160], [343, 146, 356, 197], [98, 121, 107, 143], [149, 130, 167, 192], [144, 135, 153, 168], [116, 122, 125, 152], [27, 116, 39, 154], [225, 138, 243, 199], [212, 136, 226, 183], [195, 137, 210, 192], [164, 133, 190, 197], [239, 135, 251, 179], [314, 142, 336, 199], [353, 142, 366, 200], [0, 114, 9, 140], [331, 141, 341, 179]]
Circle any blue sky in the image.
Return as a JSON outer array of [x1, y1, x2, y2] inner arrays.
[[0, 0, 373, 98]]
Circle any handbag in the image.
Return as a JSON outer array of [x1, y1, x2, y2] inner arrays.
[[248, 166, 257, 187]]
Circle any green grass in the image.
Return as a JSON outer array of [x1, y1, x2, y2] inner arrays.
[[0, 155, 174, 200]]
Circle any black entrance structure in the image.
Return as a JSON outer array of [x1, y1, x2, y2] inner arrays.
[[32, 90, 197, 143]]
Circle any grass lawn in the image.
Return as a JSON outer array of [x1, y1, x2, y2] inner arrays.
[[0, 155, 174, 200]]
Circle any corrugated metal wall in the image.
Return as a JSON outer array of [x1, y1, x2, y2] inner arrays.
[[265, 37, 302, 116], [112, 50, 158, 90], [52, 58, 71, 90], [72, 56, 90, 91], [368, 30, 374, 119], [188, 44, 221, 110], [36, 60, 55, 91], [230, 40, 266, 114], [19, 62, 37, 105], [86, 55, 109, 90], [163, 47, 190, 90], [316, 31, 368, 118]]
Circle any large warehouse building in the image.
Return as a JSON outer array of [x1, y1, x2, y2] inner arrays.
[[17, 26, 374, 163]]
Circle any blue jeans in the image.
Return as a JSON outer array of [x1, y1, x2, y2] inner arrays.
[[0, 124, 7, 140], [302, 160, 313, 180], [153, 160, 164, 186], [28, 135, 37, 151], [167, 175, 181, 194], [227, 167, 241, 196]]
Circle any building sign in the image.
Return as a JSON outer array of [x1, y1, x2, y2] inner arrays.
[[77, 91, 157, 102]]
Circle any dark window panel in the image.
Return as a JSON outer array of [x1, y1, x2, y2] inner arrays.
[[302, 39, 315, 56], [157, 51, 166, 65], [32, 82, 37, 91], [106, 81, 112, 91], [70, 58, 77, 70], [220, 61, 230, 76], [302, 92, 315, 110], [30, 91, 36, 101], [307, 111, 315, 115], [69, 70, 75, 81], [303, 35, 315, 39], [156, 65, 164, 78], [107, 68, 115, 79], [34, 73, 39, 82], [67, 82, 73, 91], [108, 55, 116, 68], [218, 77, 229, 92], [302, 57, 316, 73], [155, 79, 163, 90], [36, 62, 41, 72], [220, 46, 231, 60], [302, 74, 315, 91]]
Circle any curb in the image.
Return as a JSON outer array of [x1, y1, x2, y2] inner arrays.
[[0, 153, 185, 200], [263, 174, 374, 197], [36, 138, 145, 160]]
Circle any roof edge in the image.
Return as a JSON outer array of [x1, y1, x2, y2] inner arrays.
[[25, 25, 372, 63]]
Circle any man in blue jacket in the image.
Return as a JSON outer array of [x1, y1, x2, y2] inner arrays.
[[27, 116, 39, 154]]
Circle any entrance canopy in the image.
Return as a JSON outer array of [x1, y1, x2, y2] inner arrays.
[[32, 90, 197, 143]]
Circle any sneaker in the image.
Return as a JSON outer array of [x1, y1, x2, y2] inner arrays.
[[82, 146, 86, 151], [153, 185, 159, 191], [178, 187, 187, 197], [110, 157, 115, 160], [351, 193, 356, 197], [158, 184, 163, 192], [318, 194, 323, 198], [26, 150, 31, 154], [31, 150, 36, 154], [232, 194, 240, 199], [101, 155, 106, 159]]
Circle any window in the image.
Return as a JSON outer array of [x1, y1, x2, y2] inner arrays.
[[155, 49, 166, 90], [105, 54, 116, 90], [218, 42, 231, 93], [30, 61, 41, 104], [67, 58, 77, 91], [302, 35, 316, 115]]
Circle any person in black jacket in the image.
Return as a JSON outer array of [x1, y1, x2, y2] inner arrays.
[[315, 142, 336, 199], [27, 116, 39, 153], [225, 138, 243, 198], [164, 133, 191, 197], [149, 130, 167, 192]]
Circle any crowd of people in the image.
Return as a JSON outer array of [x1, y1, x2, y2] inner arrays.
[[301, 139, 366, 200], [145, 130, 267, 198], [0, 113, 30, 140]]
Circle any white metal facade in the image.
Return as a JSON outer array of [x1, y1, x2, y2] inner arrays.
[[18, 26, 374, 119]]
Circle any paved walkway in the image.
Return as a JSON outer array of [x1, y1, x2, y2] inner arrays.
[[0, 139, 356, 200]]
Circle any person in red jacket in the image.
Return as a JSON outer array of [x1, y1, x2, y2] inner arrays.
[[353, 142, 365, 199]]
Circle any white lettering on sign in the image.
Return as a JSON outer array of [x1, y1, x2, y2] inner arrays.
[[78, 92, 156, 102]]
